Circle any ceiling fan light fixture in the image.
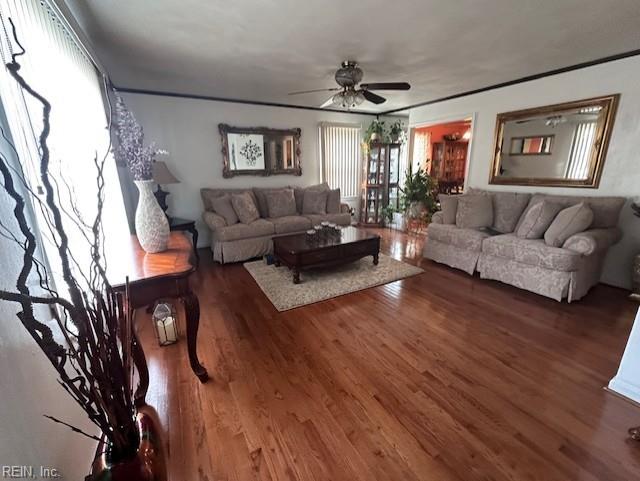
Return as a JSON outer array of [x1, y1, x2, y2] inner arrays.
[[331, 90, 366, 109]]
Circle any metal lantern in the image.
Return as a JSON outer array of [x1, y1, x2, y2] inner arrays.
[[152, 301, 179, 346]]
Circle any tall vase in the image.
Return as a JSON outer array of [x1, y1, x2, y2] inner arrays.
[[135, 180, 169, 253]]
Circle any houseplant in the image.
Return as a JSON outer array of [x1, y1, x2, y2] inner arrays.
[[0, 27, 165, 481], [113, 95, 169, 253], [389, 119, 406, 143], [364, 119, 387, 145], [399, 162, 438, 224]]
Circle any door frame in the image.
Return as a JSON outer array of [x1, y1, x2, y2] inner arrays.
[[407, 112, 477, 191]]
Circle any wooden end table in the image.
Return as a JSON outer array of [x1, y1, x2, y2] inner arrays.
[[273, 226, 380, 284], [169, 217, 199, 264], [108, 232, 209, 407]]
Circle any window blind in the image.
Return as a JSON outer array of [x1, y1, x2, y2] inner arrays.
[[0, 0, 127, 294], [319, 122, 362, 199], [566, 121, 597, 180]]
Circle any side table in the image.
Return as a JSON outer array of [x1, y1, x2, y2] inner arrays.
[[169, 217, 199, 264]]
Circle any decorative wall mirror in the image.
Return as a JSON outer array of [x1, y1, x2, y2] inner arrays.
[[490, 94, 619, 188], [219, 124, 302, 178]]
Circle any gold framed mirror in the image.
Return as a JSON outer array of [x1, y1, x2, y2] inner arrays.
[[490, 95, 619, 188]]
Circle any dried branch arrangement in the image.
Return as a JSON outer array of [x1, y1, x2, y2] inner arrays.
[[0, 21, 138, 462]]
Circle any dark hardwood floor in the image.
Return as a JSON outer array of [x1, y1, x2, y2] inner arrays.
[[139, 228, 640, 481]]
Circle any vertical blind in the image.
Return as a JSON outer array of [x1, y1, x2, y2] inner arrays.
[[0, 0, 127, 294], [319, 123, 362, 199], [566, 121, 597, 179]]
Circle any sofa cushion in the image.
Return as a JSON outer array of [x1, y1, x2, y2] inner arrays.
[[439, 194, 459, 224], [428, 223, 491, 252], [482, 234, 581, 272], [269, 215, 312, 234], [456, 194, 493, 229], [211, 194, 238, 225], [201, 188, 257, 211], [524, 194, 624, 228], [491, 192, 531, 233], [544, 202, 594, 247], [294, 183, 329, 214], [231, 192, 260, 224], [303, 189, 328, 214], [516, 200, 563, 239], [326, 188, 341, 214], [305, 213, 351, 226], [252, 187, 287, 218], [214, 218, 274, 242], [265, 188, 297, 218]]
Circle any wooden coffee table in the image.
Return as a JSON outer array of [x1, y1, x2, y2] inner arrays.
[[273, 226, 380, 284]]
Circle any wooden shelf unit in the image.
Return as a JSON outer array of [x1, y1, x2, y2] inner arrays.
[[360, 142, 402, 225]]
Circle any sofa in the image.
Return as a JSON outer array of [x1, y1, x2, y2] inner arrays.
[[201, 184, 351, 263], [423, 190, 624, 302]]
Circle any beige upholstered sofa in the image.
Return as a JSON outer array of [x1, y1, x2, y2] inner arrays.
[[423, 190, 624, 302], [201, 184, 351, 263]]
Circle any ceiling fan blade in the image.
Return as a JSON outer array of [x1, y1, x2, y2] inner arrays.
[[319, 96, 336, 108], [288, 88, 341, 95], [362, 90, 386, 105], [360, 82, 411, 91]]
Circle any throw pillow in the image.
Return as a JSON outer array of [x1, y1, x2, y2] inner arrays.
[[544, 202, 594, 247], [231, 192, 260, 224], [302, 189, 328, 215], [253, 187, 288, 218], [455, 194, 493, 229], [210, 194, 238, 225], [294, 183, 329, 214], [491, 192, 531, 233], [326, 188, 341, 214], [265, 188, 297, 218], [515, 201, 563, 239], [439, 194, 459, 224]]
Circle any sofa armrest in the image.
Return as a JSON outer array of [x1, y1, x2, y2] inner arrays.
[[431, 211, 444, 224], [340, 203, 351, 214], [202, 211, 227, 231], [562, 228, 622, 255]]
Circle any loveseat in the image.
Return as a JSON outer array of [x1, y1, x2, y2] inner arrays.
[[423, 190, 624, 302], [201, 184, 351, 263]]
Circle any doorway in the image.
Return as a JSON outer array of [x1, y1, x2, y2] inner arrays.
[[409, 118, 472, 194]]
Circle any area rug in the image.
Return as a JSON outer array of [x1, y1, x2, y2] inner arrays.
[[243, 254, 423, 311]]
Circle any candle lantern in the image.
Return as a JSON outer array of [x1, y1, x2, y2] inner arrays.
[[152, 301, 179, 346]]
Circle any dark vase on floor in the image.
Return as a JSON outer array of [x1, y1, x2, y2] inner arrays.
[[89, 413, 166, 481]]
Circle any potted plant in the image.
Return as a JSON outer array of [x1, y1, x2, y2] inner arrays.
[[389, 119, 406, 143], [399, 162, 438, 226], [380, 204, 396, 228], [364, 119, 387, 145], [0, 35, 165, 481]]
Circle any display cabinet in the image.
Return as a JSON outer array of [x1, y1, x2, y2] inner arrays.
[[360, 142, 402, 225]]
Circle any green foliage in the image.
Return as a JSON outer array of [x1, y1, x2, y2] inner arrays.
[[380, 204, 397, 224], [364, 119, 388, 145], [399, 163, 438, 220], [389, 119, 406, 143]]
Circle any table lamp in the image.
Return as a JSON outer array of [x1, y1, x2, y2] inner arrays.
[[152, 161, 180, 218]]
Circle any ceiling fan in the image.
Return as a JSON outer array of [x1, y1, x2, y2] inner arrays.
[[288, 60, 410, 109]]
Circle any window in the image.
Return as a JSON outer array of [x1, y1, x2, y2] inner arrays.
[[565, 121, 597, 179], [318, 122, 362, 199], [0, 0, 127, 294]]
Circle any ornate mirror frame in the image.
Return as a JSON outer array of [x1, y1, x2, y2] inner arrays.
[[219, 124, 302, 178], [489, 94, 619, 188]]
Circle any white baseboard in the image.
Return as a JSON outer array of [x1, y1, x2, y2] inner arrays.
[[608, 376, 640, 404]]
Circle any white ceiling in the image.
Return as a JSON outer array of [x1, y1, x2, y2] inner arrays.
[[65, 0, 640, 113]]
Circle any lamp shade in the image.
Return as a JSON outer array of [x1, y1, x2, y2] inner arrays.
[[152, 161, 180, 185]]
